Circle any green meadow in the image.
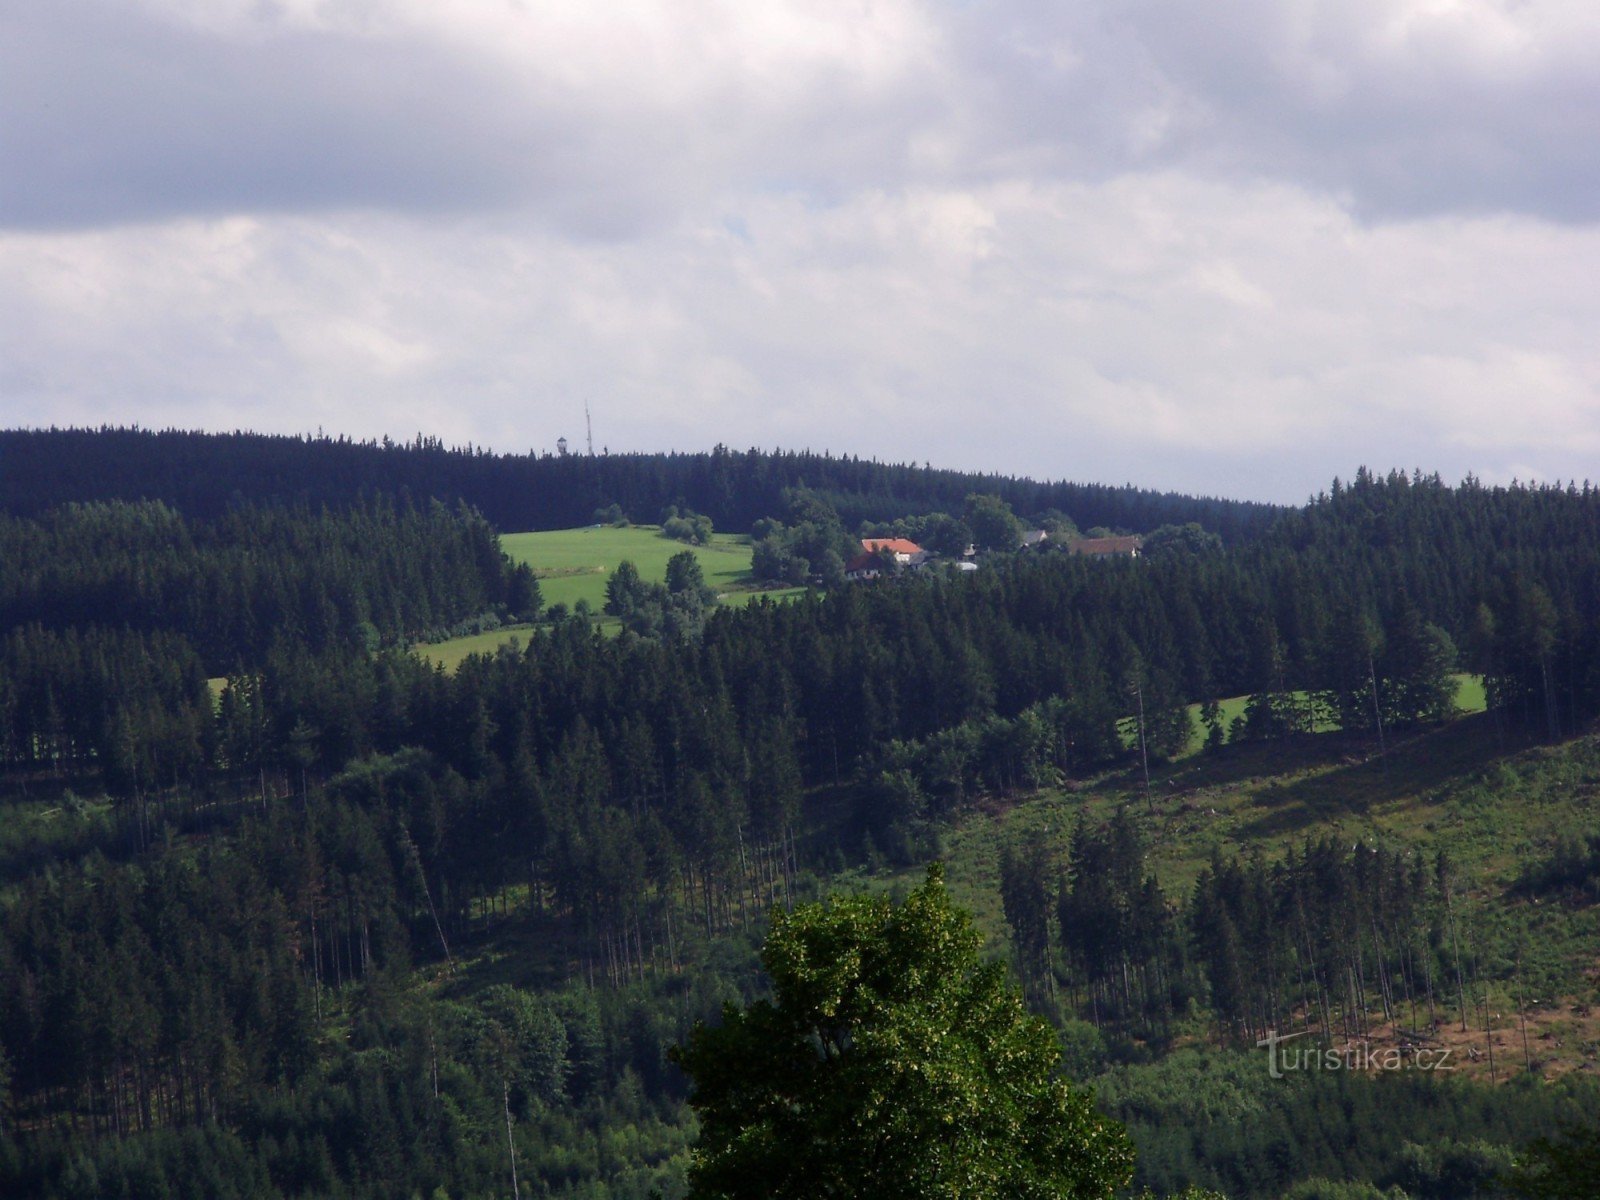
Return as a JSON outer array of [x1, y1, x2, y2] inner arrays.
[[500, 524, 756, 611], [417, 626, 539, 671], [1158, 672, 1488, 757], [417, 525, 802, 668], [863, 708, 1600, 1016], [851, 676, 1499, 949]]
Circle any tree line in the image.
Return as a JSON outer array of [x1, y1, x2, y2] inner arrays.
[[0, 497, 538, 787], [0, 427, 1284, 543], [0, 495, 539, 671], [1000, 812, 1511, 1053], [7, 470, 1600, 990]]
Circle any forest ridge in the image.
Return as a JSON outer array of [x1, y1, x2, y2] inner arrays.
[[2, 429, 1599, 1197]]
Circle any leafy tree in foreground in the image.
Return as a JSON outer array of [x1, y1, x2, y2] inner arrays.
[[1504, 1119, 1600, 1200], [670, 865, 1134, 1199]]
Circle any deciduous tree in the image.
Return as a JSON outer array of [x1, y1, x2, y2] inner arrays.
[[670, 865, 1133, 1199]]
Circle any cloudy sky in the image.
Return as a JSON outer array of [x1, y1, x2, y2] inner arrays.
[[4, 0, 1598, 502]]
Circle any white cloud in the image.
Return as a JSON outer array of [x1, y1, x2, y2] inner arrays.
[[6, 172, 1598, 500]]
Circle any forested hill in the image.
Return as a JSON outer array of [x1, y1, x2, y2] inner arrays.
[[0, 427, 1282, 542], [6, 434, 1600, 1197], [0, 497, 541, 670], [1226, 467, 1600, 690]]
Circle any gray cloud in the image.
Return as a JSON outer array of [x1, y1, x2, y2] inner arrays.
[[1140, 1, 1600, 222], [1, 0, 945, 232], [11, 0, 1600, 233], [952, 0, 1600, 222], [3, 1, 1598, 502], [3, 4, 536, 227]]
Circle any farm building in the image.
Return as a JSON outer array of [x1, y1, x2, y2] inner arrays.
[[847, 537, 928, 581], [860, 537, 926, 565]]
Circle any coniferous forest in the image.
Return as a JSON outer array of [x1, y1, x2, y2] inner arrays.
[[3, 428, 1600, 1198]]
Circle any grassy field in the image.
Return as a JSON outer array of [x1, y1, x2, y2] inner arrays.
[[812, 712, 1600, 1092], [718, 586, 808, 607], [416, 626, 539, 671], [500, 524, 758, 612], [863, 712, 1600, 1008], [1156, 673, 1489, 757], [417, 526, 803, 668]]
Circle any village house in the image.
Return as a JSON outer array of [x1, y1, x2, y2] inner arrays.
[[860, 537, 926, 565], [847, 537, 927, 581]]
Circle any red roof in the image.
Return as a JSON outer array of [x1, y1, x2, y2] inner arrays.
[[860, 538, 922, 555]]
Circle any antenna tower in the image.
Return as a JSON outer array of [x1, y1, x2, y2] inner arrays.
[[585, 401, 595, 456]]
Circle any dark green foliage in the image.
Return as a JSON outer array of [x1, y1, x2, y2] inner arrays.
[[0, 496, 533, 672], [605, 559, 650, 618], [965, 491, 1024, 550], [660, 505, 713, 545], [1379, 604, 1459, 726], [0, 624, 213, 790], [0, 428, 1285, 543], [1057, 812, 1180, 1032], [1142, 522, 1223, 558], [604, 554, 718, 637], [1000, 839, 1057, 996], [1101, 1053, 1600, 1200], [1186, 838, 1444, 1044], [474, 984, 570, 1109], [1515, 832, 1600, 901], [1505, 1117, 1600, 1199], [1320, 603, 1384, 732], [1034, 508, 1080, 539], [0, 973, 705, 1198], [748, 488, 858, 583], [664, 550, 710, 601], [0, 838, 319, 1133], [866, 696, 1113, 831], [670, 867, 1135, 1199]]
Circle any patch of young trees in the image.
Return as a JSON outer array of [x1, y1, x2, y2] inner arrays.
[[604, 552, 720, 637], [659, 504, 713, 545], [998, 813, 1512, 1055], [748, 487, 858, 585]]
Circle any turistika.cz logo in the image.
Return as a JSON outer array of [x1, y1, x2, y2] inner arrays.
[[1256, 1029, 1456, 1078]]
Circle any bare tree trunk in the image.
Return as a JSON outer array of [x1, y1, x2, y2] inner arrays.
[[1134, 686, 1151, 810], [503, 1079, 521, 1200]]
